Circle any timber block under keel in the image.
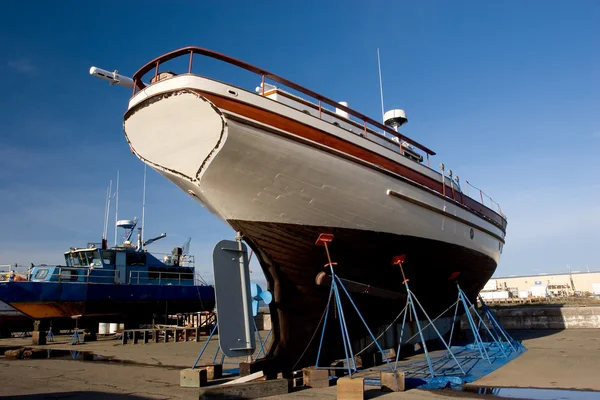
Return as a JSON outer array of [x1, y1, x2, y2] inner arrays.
[[198, 379, 289, 399], [380, 371, 405, 392], [31, 332, 46, 346], [302, 367, 331, 388], [330, 361, 345, 377], [358, 352, 382, 369], [179, 368, 207, 388], [196, 364, 222, 381], [239, 358, 279, 379], [337, 376, 364, 400]]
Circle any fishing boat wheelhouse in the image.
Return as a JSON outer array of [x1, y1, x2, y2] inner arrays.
[[0, 222, 214, 325]]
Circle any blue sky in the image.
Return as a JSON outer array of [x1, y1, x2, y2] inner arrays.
[[0, 1, 598, 282]]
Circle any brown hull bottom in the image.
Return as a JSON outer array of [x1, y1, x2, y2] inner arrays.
[[7, 300, 214, 328], [228, 220, 497, 373]]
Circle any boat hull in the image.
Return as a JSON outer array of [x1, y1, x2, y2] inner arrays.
[[0, 281, 215, 323], [229, 220, 495, 370], [124, 78, 504, 371]]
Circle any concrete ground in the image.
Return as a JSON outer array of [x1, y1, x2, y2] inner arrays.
[[0, 330, 598, 399]]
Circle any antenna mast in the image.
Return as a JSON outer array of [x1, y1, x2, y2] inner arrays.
[[114, 170, 120, 246], [103, 180, 112, 240], [141, 164, 147, 245], [377, 48, 385, 124], [103, 185, 110, 240]]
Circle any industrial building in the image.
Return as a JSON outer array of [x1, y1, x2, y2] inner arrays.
[[481, 271, 600, 299]]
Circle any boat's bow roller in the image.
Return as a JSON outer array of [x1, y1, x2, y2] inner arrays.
[[124, 89, 226, 182]]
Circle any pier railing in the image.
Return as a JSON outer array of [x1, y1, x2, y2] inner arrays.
[[131, 46, 506, 225]]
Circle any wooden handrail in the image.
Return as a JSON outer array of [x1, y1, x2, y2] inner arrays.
[[131, 46, 436, 156]]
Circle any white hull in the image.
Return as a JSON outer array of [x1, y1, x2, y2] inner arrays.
[[123, 67, 506, 371], [124, 76, 504, 264]]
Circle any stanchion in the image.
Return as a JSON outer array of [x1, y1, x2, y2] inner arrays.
[[314, 233, 393, 377], [69, 315, 84, 345], [46, 322, 55, 343], [392, 255, 465, 378]]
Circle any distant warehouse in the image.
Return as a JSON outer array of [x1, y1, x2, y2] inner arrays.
[[481, 271, 600, 299]]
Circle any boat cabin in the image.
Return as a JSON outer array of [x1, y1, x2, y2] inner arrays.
[[29, 245, 195, 286]]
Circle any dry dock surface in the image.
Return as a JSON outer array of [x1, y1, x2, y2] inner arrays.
[[0, 329, 598, 399]]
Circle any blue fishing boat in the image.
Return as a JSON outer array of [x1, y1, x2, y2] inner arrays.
[[0, 219, 215, 328]]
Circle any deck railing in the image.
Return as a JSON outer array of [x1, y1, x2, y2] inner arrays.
[[53, 267, 116, 283], [465, 181, 504, 217], [129, 270, 195, 286], [131, 47, 506, 225]]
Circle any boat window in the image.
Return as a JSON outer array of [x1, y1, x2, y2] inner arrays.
[[64, 250, 103, 267], [77, 252, 89, 266], [34, 269, 49, 280], [64, 254, 72, 267], [126, 253, 147, 266], [101, 251, 115, 265], [60, 269, 79, 282], [90, 250, 102, 267]]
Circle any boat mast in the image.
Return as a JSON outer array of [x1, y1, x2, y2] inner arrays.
[[103, 180, 112, 241], [140, 164, 147, 246], [377, 48, 385, 125], [114, 170, 120, 247], [103, 184, 110, 242]]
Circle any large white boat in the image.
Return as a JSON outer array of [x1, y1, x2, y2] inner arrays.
[[121, 47, 507, 373]]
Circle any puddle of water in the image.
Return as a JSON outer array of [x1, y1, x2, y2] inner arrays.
[[457, 386, 599, 400], [45, 349, 115, 362]]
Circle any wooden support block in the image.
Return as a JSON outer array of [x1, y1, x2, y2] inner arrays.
[[122, 331, 128, 345], [239, 358, 280, 380], [175, 329, 180, 342], [31, 331, 46, 346], [373, 352, 383, 366], [197, 364, 223, 380], [358, 352, 382, 369], [385, 347, 397, 360], [330, 361, 345, 378], [380, 371, 405, 392], [276, 373, 294, 391], [133, 331, 139, 345], [143, 330, 149, 344], [180, 368, 208, 388], [358, 353, 374, 369], [302, 367, 330, 388], [195, 327, 200, 342], [198, 379, 288, 399], [184, 328, 189, 342], [337, 376, 364, 400], [164, 330, 169, 343], [152, 330, 158, 343]]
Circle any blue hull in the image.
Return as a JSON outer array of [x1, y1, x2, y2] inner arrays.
[[0, 281, 215, 320]]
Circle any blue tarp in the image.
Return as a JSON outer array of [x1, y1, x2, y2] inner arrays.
[[364, 341, 526, 390]]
